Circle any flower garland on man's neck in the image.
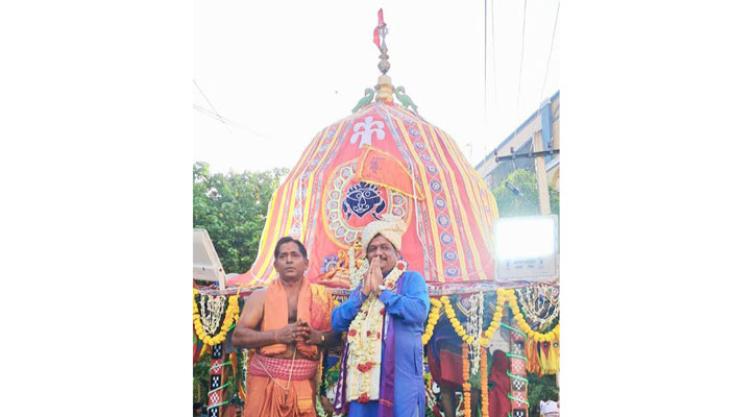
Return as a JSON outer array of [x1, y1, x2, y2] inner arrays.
[[193, 289, 240, 346], [345, 260, 406, 403]]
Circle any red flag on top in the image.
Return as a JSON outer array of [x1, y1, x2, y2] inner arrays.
[[373, 8, 385, 50]]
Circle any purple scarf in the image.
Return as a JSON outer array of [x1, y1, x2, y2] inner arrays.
[[333, 342, 349, 414], [377, 273, 404, 417]]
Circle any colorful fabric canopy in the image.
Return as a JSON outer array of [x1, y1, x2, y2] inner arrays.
[[231, 101, 498, 287]]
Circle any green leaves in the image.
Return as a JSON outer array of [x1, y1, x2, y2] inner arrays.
[[193, 162, 288, 273], [527, 373, 559, 417], [491, 169, 559, 217]]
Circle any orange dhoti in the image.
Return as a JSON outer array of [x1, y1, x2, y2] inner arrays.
[[244, 278, 333, 417], [245, 354, 320, 417]]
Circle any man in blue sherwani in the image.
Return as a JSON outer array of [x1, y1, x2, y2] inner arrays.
[[331, 215, 430, 417]]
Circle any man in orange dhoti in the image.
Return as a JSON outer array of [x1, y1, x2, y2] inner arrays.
[[232, 237, 336, 417]]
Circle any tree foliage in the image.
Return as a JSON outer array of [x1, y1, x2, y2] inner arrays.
[[491, 168, 559, 217], [193, 162, 288, 273], [527, 373, 559, 417]]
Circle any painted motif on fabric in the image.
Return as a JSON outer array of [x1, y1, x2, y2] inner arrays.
[[323, 160, 411, 248], [350, 116, 386, 148], [212, 344, 223, 358], [357, 146, 424, 200], [210, 375, 221, 390], [321, 255, 339, 274], [342, 182, 385, 219]]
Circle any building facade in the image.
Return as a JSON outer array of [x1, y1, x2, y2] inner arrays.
[[476, 91, 560, 191]]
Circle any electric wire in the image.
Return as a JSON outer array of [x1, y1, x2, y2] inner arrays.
[[193, 79, 231, 133], [484, 0, 488, 121], [515, 0, 528, 115], [490, 0, 498, 110], [539, 2, 560, 100]]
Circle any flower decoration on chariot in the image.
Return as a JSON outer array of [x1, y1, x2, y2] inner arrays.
[[342, 181, 386, 219]]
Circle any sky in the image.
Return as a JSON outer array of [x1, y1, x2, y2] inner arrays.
[[195, 0, 559, 173]]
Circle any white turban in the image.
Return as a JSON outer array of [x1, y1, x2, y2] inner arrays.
[[540, 400, 559, 415], [361, 215, 408, 250]]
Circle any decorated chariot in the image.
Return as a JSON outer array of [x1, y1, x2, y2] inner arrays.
[[193, 10, 559, 417]]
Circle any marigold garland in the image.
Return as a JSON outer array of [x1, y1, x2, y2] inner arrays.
[[421, 298, 443, 345], [480, 344, 489, 417], [501, 289, 559, 343], [424, 289, 559, 348], [440, 289, 506, 348], [193, 289, 240, 346], [461, 343, 471, 417]]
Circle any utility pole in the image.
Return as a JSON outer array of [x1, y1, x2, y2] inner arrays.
[[533, 129, 551, 215]]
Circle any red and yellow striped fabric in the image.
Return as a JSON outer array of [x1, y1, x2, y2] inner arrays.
[[231, 101, 498, 287]]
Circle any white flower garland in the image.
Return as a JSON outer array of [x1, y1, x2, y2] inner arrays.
[[345, 261, 406, 403], [199, 294, 225, 335], [465, 292, 485, 376]]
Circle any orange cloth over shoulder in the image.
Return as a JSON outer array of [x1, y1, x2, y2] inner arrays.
[[260, 277, 333, 359]]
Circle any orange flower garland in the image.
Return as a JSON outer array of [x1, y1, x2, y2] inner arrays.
[[462, 343, 472, 417], [480, 345, 489, 417]]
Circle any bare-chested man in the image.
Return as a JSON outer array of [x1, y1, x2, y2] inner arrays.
[[232, 237, 337, 417]]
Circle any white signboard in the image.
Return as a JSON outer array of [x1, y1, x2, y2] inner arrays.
[[193, 228, 226, 289], [494, 215, 559, 282]]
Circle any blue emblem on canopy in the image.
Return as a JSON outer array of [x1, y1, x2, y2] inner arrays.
[[342, 181, 386, 219]]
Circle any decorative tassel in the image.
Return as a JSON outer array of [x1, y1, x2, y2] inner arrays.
[[541, 341, 560, 375], [538, 342, 550, 377], [552, 340, 560, 374], [525, 339, 541, 376]]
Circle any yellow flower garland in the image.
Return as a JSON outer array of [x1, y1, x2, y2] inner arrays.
[[421, 298, 443, 345], [501, 289, 559, 343], [435, 289, 559, 345], [439, 289, 506, 348], [418, 288, 558, 417], [193, 289, 240, 346]]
